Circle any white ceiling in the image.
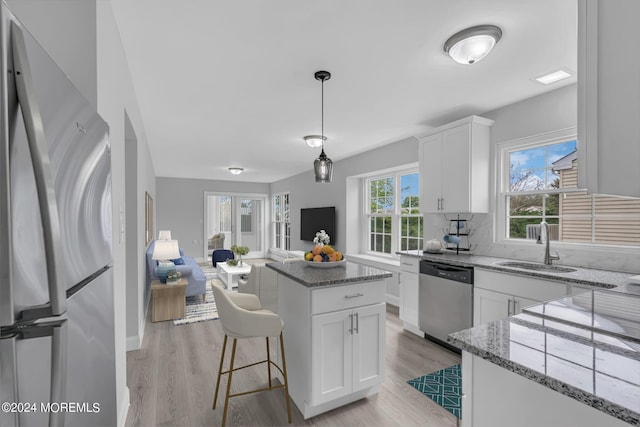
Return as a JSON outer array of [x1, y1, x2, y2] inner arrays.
[[110, 0, 577, 183]]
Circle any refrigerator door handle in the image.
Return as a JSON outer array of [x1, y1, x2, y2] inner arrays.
[[1, 319, 68, 427], [10, 22, 65, 318]]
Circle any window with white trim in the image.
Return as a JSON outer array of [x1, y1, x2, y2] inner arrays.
[[272, 193, 290, 250], [366, 169, 423, 255], [500, 136, 640, 246]]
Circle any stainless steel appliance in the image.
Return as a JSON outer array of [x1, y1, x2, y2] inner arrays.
[[1, 4, 116, 426], [419, 260, 473, 352]]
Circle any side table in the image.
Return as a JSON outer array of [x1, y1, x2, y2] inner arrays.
[[151, 278, 188, 322]]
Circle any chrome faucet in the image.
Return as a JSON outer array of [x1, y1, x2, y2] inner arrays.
[[537, 221, 560, 265]]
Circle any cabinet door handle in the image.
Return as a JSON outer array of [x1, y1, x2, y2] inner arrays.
[[513, 298, 519, 314], [507, 298, 513, 316], [441, 198, 444, 211], [344, 293, 364, 299], [349, 313, 353, 334], [437, 197, 441, 210], [354, 312, 359, 334]]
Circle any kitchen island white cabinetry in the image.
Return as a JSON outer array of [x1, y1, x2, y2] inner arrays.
[[460, 352, 630, 427], [311, 301, 385, 405], [473, 269, 568, 325], [267, 261, 391, 419], [419, 115, 493, 213], [399, 255, 422, 336], [578, 0, 640, 198]]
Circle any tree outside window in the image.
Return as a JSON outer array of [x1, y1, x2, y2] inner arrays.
[[366, 170, 423, 255], [504, 139, 640, 246]]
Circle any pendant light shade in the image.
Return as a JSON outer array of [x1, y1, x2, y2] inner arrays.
[[312, 70, 333, 183], [314, 149, 333, 183]]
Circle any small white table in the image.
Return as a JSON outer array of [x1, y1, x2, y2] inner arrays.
[[216, 262, 252, 290]]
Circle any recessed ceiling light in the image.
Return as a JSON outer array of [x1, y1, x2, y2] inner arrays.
[[443, 25, 502, 65], [303, 135, 326, 148], [228, 167, 244, 175], [535, 69, 572, 85]]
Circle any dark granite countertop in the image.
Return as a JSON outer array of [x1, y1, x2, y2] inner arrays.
[[397, 250, 637, 290], [266, 260, 392, 288]]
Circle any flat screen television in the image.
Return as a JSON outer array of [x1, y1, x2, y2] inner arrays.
[[300, 207, 336, 244]]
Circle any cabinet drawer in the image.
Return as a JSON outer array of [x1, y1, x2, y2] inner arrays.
[[399, 256, 420, 273], [476, 269, 568, 302], [312, 280, 386, 315]]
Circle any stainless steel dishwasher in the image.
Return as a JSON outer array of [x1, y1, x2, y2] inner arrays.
[[418, 260, 473, 352]]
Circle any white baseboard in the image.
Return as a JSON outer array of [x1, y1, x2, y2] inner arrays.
[[403, 322, 424, 337], [386, 294, 400, 307], [118, 386, 130, 427], [126, 334, 141, 351]]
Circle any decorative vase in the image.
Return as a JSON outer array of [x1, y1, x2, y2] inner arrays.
[[238, 255, 243, 266]]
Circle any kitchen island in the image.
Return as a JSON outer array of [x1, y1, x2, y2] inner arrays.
[[266, 260, 392, 419], [449, 284, 640, 427]]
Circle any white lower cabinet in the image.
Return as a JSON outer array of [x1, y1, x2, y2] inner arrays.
[[277, 275, 386, 419], [473, 269, 569, 326], [311, 303, 385, 406], [474, 288, 537, 325], [399, 256, 422, 336]]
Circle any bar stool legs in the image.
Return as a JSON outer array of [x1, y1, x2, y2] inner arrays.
[[213, 332, 292, 426]]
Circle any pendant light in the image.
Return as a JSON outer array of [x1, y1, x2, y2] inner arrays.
[[313, 70, 333, 183]]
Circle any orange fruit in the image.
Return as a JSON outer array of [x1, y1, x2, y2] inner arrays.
[[328, 253, 338, 262], [313, 254, 323, 262], [321, 245, 334, 255], [312, 245, 322, 256], [334, 251, 343, 261]]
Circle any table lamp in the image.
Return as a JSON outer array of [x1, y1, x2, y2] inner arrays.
[[158, 230, 172, 240], [152, 239, 180, 283]]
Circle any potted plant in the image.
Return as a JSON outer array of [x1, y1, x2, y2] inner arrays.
[[230, 245, 250, 266]]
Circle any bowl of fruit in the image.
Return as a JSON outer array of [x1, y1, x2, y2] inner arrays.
[[304, 244, 345, 268]]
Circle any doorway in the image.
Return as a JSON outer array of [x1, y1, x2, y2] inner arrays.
[[204, 192, 267, 259]]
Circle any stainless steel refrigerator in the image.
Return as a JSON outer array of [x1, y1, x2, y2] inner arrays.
[[1, 3, 116, 426]]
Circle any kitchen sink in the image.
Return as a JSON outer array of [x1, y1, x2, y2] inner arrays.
[[497, 261, 577, 273]]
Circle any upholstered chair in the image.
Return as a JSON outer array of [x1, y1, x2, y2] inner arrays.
[[211, 249, 234, 267], [211, 283, 292, 426]]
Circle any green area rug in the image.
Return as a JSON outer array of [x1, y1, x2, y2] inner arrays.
[[407, 364, 462, 419]]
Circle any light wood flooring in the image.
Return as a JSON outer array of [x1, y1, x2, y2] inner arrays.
[[125, 302, 461, 427]]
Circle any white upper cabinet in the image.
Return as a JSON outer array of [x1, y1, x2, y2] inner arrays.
[[578, 0, 640, 198], [419, 115, 494, 213]]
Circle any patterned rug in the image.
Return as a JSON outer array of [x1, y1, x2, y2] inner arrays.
[[199, 264, 217, 280], [173, 279, 225, 325], [407, 364, 462, 419]]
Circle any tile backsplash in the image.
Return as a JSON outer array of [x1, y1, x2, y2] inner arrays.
[[423, 213, 640, 274]]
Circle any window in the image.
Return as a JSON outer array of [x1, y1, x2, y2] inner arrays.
[[272, 193, 290, 250], [366, 169, 422, 255], [501, 135, 640, 246]]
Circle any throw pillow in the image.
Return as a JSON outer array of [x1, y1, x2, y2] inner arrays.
[[172, 257, 185, 265]]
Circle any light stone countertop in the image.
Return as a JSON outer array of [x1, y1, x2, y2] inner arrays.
[[397, 249, 637, 290], [395, 250, 640, 424], [265, 260, 392, 288]]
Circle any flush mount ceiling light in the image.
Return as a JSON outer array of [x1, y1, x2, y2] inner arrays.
[[303, 135, 326, 148], [228, 167, 244, 175], [535, 69, 572, 85], [312, 70, 333, 183], [443, 25, 502, 65]]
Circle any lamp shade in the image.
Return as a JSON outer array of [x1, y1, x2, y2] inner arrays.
[[158, 230, 172, 240], [314, 149, 333, 183], [152, 239, 180, 261]]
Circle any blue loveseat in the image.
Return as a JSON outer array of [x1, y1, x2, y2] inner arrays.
[[146, 240, 207, 300]]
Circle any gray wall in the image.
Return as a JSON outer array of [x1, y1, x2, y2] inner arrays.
[[270, 136, 419, 252], [156, 177, 270, 258], [7, 0, 97, 108]]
